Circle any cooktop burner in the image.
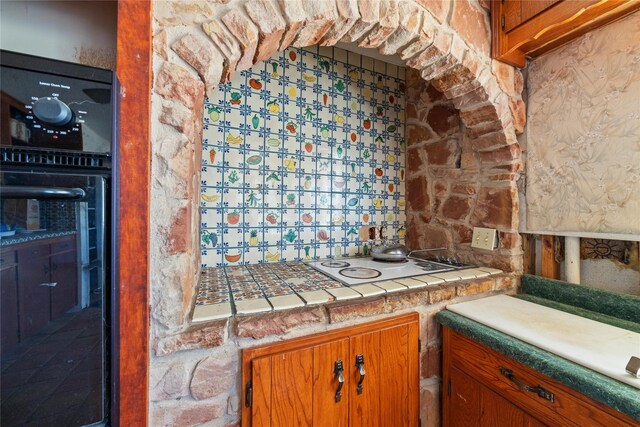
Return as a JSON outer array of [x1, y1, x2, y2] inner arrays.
[[321, 261, 351, 268], [339, 267, 382, 279], [306, 257, 470, 286]]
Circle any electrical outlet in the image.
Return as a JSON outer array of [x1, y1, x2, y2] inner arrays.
[[471, 227, 498, 250]]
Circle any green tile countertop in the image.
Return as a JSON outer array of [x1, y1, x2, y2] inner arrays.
[[436, 275, 640, 421]]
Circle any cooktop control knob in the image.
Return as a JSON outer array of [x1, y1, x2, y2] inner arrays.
[[33, 97, 74, 126]]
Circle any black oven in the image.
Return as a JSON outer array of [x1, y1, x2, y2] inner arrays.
[[0, 50, 118, 426]]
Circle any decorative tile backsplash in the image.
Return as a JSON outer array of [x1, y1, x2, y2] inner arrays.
[[200, 45, 406, 266]]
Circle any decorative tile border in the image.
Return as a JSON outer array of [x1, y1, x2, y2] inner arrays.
[[200, 45, 406, 267], [192, 263, 504, 322]]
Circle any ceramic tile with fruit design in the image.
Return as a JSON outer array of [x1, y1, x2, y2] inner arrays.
[[200, 45, 406, 267]]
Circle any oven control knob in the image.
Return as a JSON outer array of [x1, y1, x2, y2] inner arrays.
[[33, 97, 74, 126]]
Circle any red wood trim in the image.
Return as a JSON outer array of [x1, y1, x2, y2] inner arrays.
[[116, 1, 151, 425]]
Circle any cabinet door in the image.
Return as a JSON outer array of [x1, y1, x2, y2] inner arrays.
[[447, 366, 547, 427], [1, 251, 19, 353], [349, 331, 381, 427], [50, 244, 78, 319], [17, 244, 51, 340], [251, 340, 349, 427], [312, 338, 349, 427], [379, 323, 419, 427]]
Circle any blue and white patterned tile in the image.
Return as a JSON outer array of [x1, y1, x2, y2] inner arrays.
[[200, 46, 406, 267]]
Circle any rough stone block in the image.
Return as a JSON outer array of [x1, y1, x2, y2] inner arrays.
[[245, 0, 287, 63], [190, 355, 236, 400], [451, 85, 490, 111], [421, 344, 442, 378], [294, 1, 339, 47], [385, 289, 430, 312], [479, 143, 521, 164], [276, 0, 306, 50], [415, 0, 451, 24], [343, 0, 380, 43], [451, 182, 477, 195], [202, 19, 242, 82], [379, 2, 422, 55], [492, 59, 516, 96], [159, 102, 199, 144], [427, 284, 456, 304], [495, 274, 518, 291], [406, 146, 426, 174], [456, 278, 494, 296], [406, 31, 451, 69], [442, 195, 472, 220], [359, 0, 399, 48], [399, 13, 436, 60], [151, 399, 226, 427], [154, 320, 228, 356], [326, 297, 386, 323], [155, 62, 204, 110], [509, 98, 526, 133], [425, 138, 460, 166], [459, 104, 499, 127], [470, 131, 509, 152], [155, 1, 223, 27], [452, 223, 473, 244], [471, 184, 517, 229], [153, 29, 168, 60], [235, 306, 325, 339], [407, 176, 430, 211], [449, 0, 490, 55], [320, 0, 360, 46], [406, 124, 436, 146], [150, 362, 191, 401], [172, 33, 224, 98], [221, 8, 260, 71], [426, 104, 460, 137], [420, 383, 441, 427]]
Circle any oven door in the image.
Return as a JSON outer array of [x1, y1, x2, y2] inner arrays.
[[1, 169, 109, 426]]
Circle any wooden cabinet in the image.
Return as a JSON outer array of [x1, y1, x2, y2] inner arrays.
[[442, 327, 638, 426], [50, 239, 78, 318], [17, 242, 52, 340], [3, 235, 79, 345], [1, 248, 19, 353], [242, 313, 419, 427], [491, 0, 640, 67]]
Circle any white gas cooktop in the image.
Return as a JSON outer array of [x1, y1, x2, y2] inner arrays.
[[307, 257, 459, 286]]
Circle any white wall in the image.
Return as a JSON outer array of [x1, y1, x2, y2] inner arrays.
[[0, 0, 117, 69]]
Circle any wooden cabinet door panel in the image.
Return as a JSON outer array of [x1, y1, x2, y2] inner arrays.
[[349, 331, 381, 427], [251, 356, 272, 427], [1, 264, 19, 353], [480, 383, 526, 427], [379, 324, 419, 427], [271, 347, 314, 427], [312, 338, 349, 427], [17, 245, 51, 339], [50, 247, 78, 319], [521, 0, 561, 23], [449, 367, 481, 426]]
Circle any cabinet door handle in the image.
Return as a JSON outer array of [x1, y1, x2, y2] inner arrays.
[[334, 360, 344, 402], [39, 282, 58, 287], [355, 354, 366, 395], [500, 367, 555, 402]]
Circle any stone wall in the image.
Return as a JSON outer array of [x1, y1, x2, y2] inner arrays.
[[150, 0, 526, 424]]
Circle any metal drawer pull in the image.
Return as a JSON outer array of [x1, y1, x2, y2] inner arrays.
[[500, 367, 555, 402], [334, 360, 344, 402], [355, 354, 366, 394], [39, 282, 58, 287]]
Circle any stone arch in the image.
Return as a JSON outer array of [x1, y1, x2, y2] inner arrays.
[[151, 0, 525, 333]]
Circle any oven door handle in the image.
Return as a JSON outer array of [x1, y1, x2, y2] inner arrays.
[[1, 186, 86, 200]]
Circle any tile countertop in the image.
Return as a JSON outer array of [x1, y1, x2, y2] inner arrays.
[[192, 260, 503, 322], [436, 274, 640, 421]]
